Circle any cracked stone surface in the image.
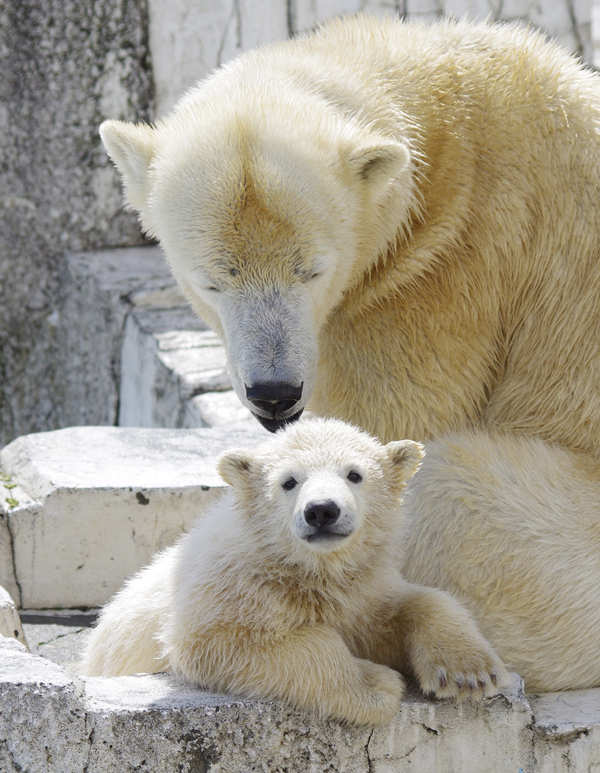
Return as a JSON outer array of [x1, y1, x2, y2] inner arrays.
[[0, 633, 547, 773], [0, 637, 89, 773], [530, 689, 600, 740], [6, 637, 600, 773], [4, 611, 600, 769]]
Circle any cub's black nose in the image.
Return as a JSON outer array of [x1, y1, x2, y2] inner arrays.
[[304, 500, 341, 529], [245, 382, 303, 419]]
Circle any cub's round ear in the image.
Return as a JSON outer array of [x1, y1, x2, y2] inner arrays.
[[385, 439, 425, 483], [99, 120, 156, 213], [217, 448, 257, 489]]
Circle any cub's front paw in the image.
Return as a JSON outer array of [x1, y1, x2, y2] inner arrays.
[[344, 661, 405, 726], [412, 632, 510, 702]]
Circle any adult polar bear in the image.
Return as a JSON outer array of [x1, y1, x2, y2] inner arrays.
[[101, 17, 600, 690]]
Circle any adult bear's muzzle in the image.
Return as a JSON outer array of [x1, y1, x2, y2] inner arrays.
[[246, 381, 304, 432]]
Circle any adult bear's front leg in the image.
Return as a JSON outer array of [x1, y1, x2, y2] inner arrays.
[[167, 622, 405, 726]]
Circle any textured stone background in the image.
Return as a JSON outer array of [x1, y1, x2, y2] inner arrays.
[[0, 0, 152, 447], [0, 0, 594, 447]]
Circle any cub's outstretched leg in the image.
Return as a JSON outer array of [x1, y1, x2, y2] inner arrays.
[[164, 622, 405, 726], [78, 546, 176, 677], [365, 582, 510, 700], [399, 585, 510, 699]]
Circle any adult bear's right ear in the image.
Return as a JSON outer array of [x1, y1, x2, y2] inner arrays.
[[217, 448, 257, 490], [100, 120, 156, 213], [346, 140, 410, 187]]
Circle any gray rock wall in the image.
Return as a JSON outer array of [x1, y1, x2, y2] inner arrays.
[[0, 0, 153, 447]]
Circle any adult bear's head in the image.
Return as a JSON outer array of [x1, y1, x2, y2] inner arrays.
[[99, 54, 414, 431]]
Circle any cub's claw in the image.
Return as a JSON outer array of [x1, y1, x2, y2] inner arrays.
[[416, 648, 510, 702]]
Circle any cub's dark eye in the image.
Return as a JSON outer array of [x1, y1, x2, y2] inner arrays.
[[282, 478, 297, 491], [207, 286, 219, 292], [347, 471, 362, 484]]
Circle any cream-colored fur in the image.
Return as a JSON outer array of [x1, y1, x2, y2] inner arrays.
[[98, 17, 600, 690], [401, 431, 600, 693], [79, 419, 508, 725]]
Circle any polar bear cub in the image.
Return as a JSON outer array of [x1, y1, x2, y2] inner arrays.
[[80, 418, 508, 725]]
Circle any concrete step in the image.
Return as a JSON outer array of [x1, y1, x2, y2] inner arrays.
[[65, 244, 255, 433], [2, 635, 599, 773], [20, 609, 98, 668], [0, 425, 266, 608], [61, 245, 181, 428]]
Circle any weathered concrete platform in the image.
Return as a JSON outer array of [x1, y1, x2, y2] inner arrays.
[[2, 633, 600, 773]]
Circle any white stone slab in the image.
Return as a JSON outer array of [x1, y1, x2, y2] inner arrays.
[[156, 329, 231, 395], [530, 689, 600, 739], [119, 309, 234, 428], [148, 0, 289, 117], [0, 586, 27, 650], [118, 310, 187, 428], [530, 690, 600, 771], [0, 518, 18, 607], [61, 245, 186, 428], [0, 636, 88, 773], [292, 0, 394, 34], [0, 426, 267, 608], [118, 306, 261, 431], [239, 0, 289, 51], [185, 389, 261, 430], [0, 475, 39, 606]]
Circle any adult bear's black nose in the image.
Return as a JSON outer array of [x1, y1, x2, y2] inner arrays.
[[304, 500, 340, 529], [245, 382, 303, 431]]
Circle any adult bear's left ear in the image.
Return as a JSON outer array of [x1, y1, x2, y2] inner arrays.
[[385, 439, 424, 484], [217, 448, 257, 489]]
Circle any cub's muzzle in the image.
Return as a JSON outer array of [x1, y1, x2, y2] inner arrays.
[[302, 499, 352, 543]]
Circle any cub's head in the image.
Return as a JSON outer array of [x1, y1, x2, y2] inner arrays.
[[98, 49, 414, 432], [217, 418, 423, 569]]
